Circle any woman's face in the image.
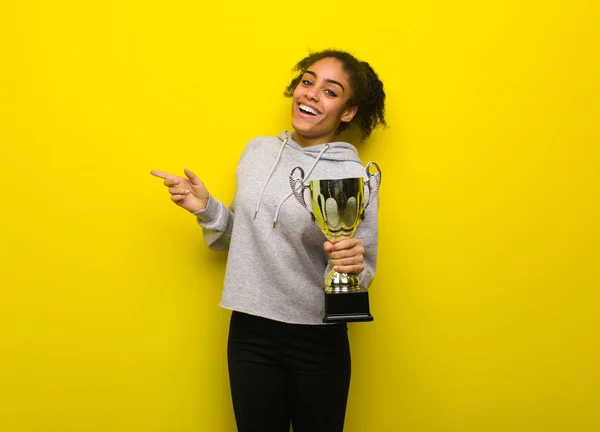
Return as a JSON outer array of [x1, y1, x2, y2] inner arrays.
[[291, 57, 357, 147]]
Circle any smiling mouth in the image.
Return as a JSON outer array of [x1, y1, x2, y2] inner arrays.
[[298, 103, 320, 116]]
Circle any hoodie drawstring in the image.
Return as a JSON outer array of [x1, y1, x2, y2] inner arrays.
[[272, 144, 330, 228], [254, 136, 289, 219]]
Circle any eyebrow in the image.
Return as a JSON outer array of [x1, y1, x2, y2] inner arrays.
[[304, 70, 346, 92]]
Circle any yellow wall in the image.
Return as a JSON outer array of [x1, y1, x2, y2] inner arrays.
[[1, 1, 599, 431]]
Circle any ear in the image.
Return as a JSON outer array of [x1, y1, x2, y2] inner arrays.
[[341, 106, 358, 123]]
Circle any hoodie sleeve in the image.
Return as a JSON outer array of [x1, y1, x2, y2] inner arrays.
[[193, 195, 235, 252], [322, 195, 379, 289], [356, 194, 379, 289], [358, 197, 379, 288], [189, 137, 265, 252]]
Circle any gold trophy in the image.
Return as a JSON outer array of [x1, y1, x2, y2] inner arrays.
[[289, 162, 381, 323]]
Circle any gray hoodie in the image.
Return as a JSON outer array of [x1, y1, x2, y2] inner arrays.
[[194, 131, 379, 324]]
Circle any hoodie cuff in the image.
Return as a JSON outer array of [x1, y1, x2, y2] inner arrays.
[[192, 195, 221, 226], [359, 267, 375, 290]]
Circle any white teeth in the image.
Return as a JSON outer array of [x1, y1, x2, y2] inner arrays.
[[299, 104, 318, 115]]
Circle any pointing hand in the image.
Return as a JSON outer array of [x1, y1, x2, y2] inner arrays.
[[150, 168, 209, 213]]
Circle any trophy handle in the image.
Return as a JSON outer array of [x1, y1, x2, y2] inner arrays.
[[289, 166, 315, 221], [364, 162, 382, 215]]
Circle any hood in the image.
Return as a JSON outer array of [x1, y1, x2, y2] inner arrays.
[[276, 131, 359, 162]]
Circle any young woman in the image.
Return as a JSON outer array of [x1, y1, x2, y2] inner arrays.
[[151, 49, 386, 432]]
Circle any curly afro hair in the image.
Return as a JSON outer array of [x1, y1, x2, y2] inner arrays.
[[284, 49, 387, 140]]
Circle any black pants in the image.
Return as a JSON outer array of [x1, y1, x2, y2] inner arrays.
[[227, 311, 351, 432]]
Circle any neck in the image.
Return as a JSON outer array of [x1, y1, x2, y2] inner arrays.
[[293, 131, 335, 148]]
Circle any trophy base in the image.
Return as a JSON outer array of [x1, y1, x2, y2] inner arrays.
[[323, 290, 374, 323]]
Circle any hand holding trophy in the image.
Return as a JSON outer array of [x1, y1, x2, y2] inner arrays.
[[289, 162, 381, 323]]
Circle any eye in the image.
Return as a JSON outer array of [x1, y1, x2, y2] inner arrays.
[[324, 89, 337, 97], [302, 79, 313, 86]]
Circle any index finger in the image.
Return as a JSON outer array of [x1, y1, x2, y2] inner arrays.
[[150, 170, 170, 179], [332, 237, 361, 250]]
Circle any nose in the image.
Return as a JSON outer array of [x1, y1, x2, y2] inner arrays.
[[305, 86, 319, 101]]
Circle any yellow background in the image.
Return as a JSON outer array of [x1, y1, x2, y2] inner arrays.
[[1, 0, 599, 431]]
